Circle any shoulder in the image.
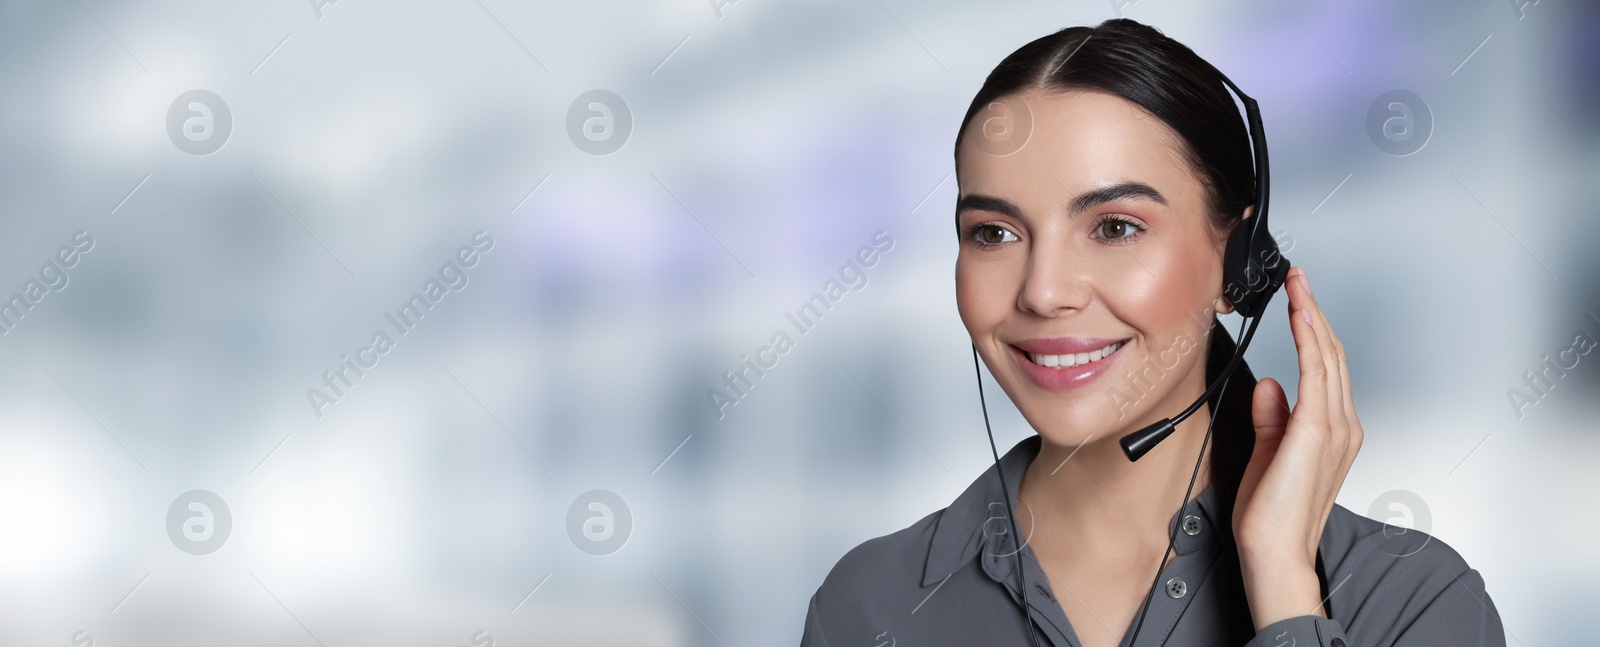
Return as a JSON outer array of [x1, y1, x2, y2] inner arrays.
[[812, 508, 942, 608], [1319, 503, 1504, 643], [1321, 501, 1473, 579], [803, 509, 944, 644]]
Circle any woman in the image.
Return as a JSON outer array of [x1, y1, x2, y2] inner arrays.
[[801, 18, 1505, 647]]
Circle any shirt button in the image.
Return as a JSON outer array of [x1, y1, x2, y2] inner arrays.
[[1331, 639, 1346, 647], [1165, 577, 1187, 599], [1181, 514, 1203, 536]]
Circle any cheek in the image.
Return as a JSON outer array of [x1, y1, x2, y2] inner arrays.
[[954, 255, 1012, 335], [1103, 240, 1221, 332]]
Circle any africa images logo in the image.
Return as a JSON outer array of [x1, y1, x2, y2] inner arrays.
[[306, 230, 495, 418], [708, 230, 895, 420]]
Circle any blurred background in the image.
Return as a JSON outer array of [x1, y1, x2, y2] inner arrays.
[[0, 0, 1595, 644]]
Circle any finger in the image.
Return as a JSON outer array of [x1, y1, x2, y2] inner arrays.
[[1341, 352, 1362, 459], [1285, 269, 1329, 427], [1319, 291, 1361, 460], [1292, 270, 1345, 421], [1251, 377, 1290, 438], [1286, 269, 1343, 450], [1237, 378, 1290, 533], [1312, 287, 1361, 457], [1294, 269, 1352, 456]]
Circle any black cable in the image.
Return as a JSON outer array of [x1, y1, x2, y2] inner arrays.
[[1165, 308, 1266, 427], [973, 344, 1047, 647], [1121, 316, 1248, 647]]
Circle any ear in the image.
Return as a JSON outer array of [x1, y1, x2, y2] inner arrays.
[[1215, 206, 1254, 316], [1232, 205, 1255, 236]]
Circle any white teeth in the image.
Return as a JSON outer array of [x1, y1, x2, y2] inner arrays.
[[1027, 341, 1124, 370]]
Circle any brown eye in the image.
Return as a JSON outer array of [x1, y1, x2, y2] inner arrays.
[[973, 224, 1019, 246], [1094, 217, 1143, 241]]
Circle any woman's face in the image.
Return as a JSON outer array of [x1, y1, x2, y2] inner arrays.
[[955, 89, 1235, 447]]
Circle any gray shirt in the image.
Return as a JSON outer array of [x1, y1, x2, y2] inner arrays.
[[801, 435, 1506, 647]]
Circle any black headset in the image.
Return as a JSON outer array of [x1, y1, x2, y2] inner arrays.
[[970, 60, 1289, 647]]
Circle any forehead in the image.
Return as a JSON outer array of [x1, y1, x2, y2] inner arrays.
[[956, 89, 1202, 207]]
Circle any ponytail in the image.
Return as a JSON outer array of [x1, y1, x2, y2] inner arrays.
[[1205, 315, 1256, 531], [1204, 315, 1260, 638]]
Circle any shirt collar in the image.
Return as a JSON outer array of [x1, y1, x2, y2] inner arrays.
[[922, 434, 1234, 588]]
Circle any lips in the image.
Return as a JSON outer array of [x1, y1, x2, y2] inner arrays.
[[1009, 337, 1131, 390]]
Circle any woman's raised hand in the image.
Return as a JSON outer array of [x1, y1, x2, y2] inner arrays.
[[1232, 265, 1365, 632]]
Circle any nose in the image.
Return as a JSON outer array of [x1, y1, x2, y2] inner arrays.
[[1017, 236, 1092, 317]]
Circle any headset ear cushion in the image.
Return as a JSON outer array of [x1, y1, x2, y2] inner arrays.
[[1220, 220, 1254, 313], [1220, 222, 1290, 319]]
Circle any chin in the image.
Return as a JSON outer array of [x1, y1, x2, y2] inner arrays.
[[1015, 401, 1128, 449]]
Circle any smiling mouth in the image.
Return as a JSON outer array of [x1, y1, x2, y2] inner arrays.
[[1021, 340, 1127, 370]]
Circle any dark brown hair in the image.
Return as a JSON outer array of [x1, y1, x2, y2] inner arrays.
[[954, 18, 1254, 236]]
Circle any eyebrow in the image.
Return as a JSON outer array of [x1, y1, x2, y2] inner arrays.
[[955, 181, 1169, 222]]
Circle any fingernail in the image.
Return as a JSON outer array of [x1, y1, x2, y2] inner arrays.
[[1302, 309, 1312, 326]]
